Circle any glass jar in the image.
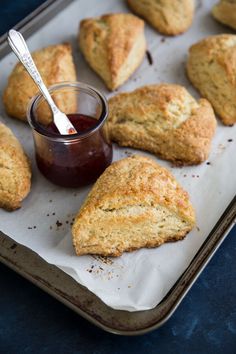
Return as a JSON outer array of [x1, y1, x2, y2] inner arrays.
[[27, 81, 113, 188]]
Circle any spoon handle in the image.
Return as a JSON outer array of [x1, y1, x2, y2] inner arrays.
[[8, 29, 59, 114]]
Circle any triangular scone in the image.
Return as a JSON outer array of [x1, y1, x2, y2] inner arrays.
[[212, 1, 236, 30], [187, 34, 236, 126], [108, 84, 216, 165], [72, 155, 195, 257], [0, 122, 31, 211], [3, 43, 77, 123], [78, 13, 146, 90], [127, 0, 194, 36]]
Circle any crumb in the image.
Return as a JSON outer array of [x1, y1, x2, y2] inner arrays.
[[206, 162, 211, 165], [192, 175, 195, 178], [196, 226, 200, 232], [52, 212, 55, 216], [70, 223, 73, 226], [50, 226, 52, 230], [99, 266, 104, 271], [89, 270, 92, 273], [124, 150, 133, 157], [196, 175, 199, 178], [66, 221, 69, 224], [56, 220, 62, 227], [46, 214, 49, 217], [28, 227, 32, 229], [49, 200, 52, 203], [118, 287, 120, 290], [161, 37, 166, 43], [128, 285, 132, 288], [33, 226, 36, 229], [146, 50, 153, 65], [183, 174, 187, 177], [218, 143, 226, 150], [10, 243, 17, 250], [228, 139, 233, 142]]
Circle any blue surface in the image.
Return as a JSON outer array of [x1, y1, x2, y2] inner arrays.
[[1, 1, 236, 353]]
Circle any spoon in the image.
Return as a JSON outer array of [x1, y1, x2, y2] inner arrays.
[[8, 29, 77, 135]]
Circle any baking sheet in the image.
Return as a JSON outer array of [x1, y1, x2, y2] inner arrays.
[[0, 0, 235, 311]]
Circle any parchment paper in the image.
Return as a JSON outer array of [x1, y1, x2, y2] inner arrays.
[[0, 0, 235, 311]]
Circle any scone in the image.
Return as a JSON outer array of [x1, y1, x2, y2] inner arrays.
[[72, 155, 195, 257], [212, 0, 236, 30], [187, 34, 236, 126], [3, 43, 77, 124], [127, 0, 194, 35], [78, 13, 146, 90], [108, 84, 216, 165], [0, 122, 31, 211]]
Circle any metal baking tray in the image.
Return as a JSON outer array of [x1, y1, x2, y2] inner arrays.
[[0, 0, 236, 335]]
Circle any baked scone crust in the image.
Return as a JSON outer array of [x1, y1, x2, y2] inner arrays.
[[212, 0, 236, 30], [3, 43, 77, 123], [0, 122, 31, 211], [127, 0, 194, 35], [108, 84, 216, 165], [187, 34, 236, 126], [72, 155, 196, 257], [78, 13, 146, 90]]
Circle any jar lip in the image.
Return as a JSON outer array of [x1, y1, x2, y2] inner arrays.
[[27, 81, 108, 141]]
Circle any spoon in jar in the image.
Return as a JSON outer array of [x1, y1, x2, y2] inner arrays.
[[8, 29, 77, 135]]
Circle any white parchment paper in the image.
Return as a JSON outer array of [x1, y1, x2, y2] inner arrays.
[[0, 0, 236, 311]]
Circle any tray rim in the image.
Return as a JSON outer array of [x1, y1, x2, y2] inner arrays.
[[0, 0, 236, 336]]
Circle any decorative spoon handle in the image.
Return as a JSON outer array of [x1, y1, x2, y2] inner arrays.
[[8, 29, 77, 135]]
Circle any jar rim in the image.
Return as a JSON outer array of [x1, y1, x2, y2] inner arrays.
[[27, 81, 108, 142]]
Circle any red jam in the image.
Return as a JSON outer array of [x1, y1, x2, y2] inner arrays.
[[36, 113, 113, 187]]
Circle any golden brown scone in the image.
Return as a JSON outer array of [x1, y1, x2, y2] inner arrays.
[[108, 84, 216, 165], [187, 34, 236, 126], [72, 155, 195, 257], [127, 0, 194, 35], [3, 43, 77, 124], [0, 122, 31, 211], [212, 0, 236, 30], [78, 13, 146, 90]]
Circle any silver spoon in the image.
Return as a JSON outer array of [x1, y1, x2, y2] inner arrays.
[[8, 29, 77, 135]]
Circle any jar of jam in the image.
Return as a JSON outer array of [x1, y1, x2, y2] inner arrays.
[[27, 81, 113, 187]]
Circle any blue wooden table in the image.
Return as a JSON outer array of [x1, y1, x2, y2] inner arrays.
[[0, 2, 236, 353]]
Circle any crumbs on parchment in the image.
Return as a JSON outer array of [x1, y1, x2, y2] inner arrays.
[[27, 225, 37, 230], [48, 214, 75, 231], [86, 264, 116, 280], [93, 255, 114, 265]]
